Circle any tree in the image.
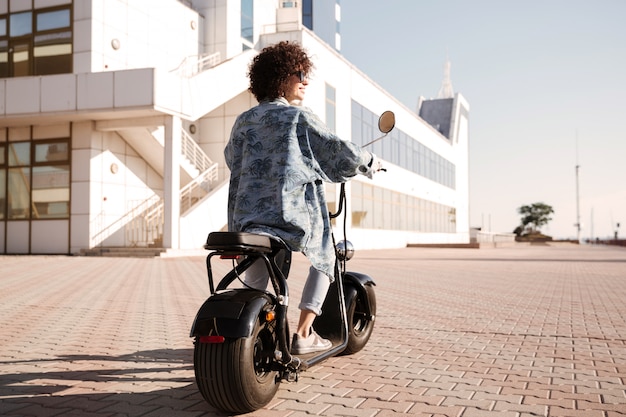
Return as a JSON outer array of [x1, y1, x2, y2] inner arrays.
[[517, 202, 554, 234]]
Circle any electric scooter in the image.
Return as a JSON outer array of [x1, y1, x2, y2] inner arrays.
[[190, 111, 396, 414]]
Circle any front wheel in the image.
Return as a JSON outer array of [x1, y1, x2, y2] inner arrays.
[[342, 283, 376, 355], [194, 318, 280, 413]]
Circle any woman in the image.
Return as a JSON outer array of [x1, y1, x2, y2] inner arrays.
[[225, 41, 381, 355]]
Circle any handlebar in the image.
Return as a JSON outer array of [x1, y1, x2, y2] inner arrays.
[[329, 183, 346, 219]]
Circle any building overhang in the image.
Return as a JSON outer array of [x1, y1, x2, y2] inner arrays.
[[0, 48, 256, 128]]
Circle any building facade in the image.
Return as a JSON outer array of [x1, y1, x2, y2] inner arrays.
[[0, 0, 470, 255]]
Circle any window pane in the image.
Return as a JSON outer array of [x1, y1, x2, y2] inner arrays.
[[0, 40, 7, 77], [8, 142, 30, 166], [35, 141, 69, 163], [34, 31, 72, 75], [302, 0, 312, 29], [326, 83, 335, 101], [36, 9, 70, 31], [362, 183, 373, 229], [241, 0, 253, 43], [0, 144, 5, 165], [10, 12, 32, 37], [8, 167, 30, 219], [0, 18, 6, 36], [32, 165, 70, 219], [12, 42, 30, 76], [0, 169, 5, 219], [325, 84, 336, 132], [351, 181, 364, 227], [382, 129, 391, 159]]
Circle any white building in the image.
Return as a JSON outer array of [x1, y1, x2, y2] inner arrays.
[[0, 0, 470, 255]]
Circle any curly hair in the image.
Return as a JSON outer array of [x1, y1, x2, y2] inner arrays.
[[248, 41, 314, 101]]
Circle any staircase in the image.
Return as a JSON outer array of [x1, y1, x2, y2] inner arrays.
[[87, 50, 249, 254]]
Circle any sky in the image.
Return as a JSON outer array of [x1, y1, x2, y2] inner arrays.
[[339, 0, 626, 240]]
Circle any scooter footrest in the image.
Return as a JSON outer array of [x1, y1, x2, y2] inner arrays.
[[204, 232, 273, 253]]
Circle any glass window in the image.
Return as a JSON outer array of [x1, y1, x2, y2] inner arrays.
[[302, 0, 313, 29], [0, 40, 7, 77], [12, 41, 30, 76], [8, 167, 30, 219], [394, 193, 405, 230], [10, 12, 32, 37], [325, 83, 336, 132], [4, 137, 70, 221], [451, 165, 456, 189], [382, 188, 391, 229], [9, 142, 30, 166], [351, 181, 363, 227], [241, 0, 253, 44], [362, 122, 372, 148], [34, 30, 71, 75], [4, 6, 72, 77], [419, 144, 426, 177], [352, 100, 456, 188], [35, 141, 69, 163], [0, 144, 4, 220], [32, 165, 69, 218], [351, 113, 361, 145], [0, 169, 5, 219], [36, 9, 70, 31], [373, 186, 383, 228], [350, 180, 457, 233]]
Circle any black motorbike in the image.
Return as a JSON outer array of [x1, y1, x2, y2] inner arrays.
[[190, 111, 395, 414]]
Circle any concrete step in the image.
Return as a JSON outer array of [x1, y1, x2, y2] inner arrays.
[[79, 247, 166, 258]]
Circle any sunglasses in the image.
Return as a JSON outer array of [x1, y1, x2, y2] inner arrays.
[[293, 71, 307, 82]]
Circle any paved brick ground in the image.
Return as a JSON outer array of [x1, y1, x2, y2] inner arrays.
[[1, 244, 625, 416]]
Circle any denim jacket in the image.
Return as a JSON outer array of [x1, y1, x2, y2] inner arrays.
[[225, 97, 374, 279]]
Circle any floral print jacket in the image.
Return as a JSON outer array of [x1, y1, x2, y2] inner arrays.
[[225, 97, 374, 280]]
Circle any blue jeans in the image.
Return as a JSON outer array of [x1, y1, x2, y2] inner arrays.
[[244, 258, 331, 316]]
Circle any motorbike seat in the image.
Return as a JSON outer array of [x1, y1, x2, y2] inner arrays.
[[204, 232, 277, 253]]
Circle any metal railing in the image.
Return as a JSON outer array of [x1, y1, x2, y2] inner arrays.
[[181, 128, 214, 173], [127, 198, 164, 247], [92, 195, 162, 248], [171, 52, 221, 77], [180, 165, 219, 213], [91, 47, 224, 247], [470, 231, 517, 244], [122, 162, 218, 246], [92, 129, 220, 248]]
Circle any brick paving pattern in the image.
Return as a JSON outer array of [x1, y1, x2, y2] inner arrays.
[[0, 244, 625, 416]]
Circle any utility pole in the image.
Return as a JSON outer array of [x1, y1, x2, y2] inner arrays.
[[575, 130, 581, 242], [590, 207, 594, 241], [575, 164, 581, 241]]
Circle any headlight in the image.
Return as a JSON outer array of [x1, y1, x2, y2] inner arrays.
[[336, 240, 354, 261]]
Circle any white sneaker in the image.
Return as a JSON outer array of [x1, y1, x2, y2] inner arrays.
[[291, 329, 332, 355]]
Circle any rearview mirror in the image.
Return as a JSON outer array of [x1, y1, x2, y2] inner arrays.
[[378, 111, 395, 134], [363, 110, 396, 147]]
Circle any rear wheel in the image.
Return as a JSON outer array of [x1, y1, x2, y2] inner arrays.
[[342, 283, 376, 355], [194, 318, 280, 413]]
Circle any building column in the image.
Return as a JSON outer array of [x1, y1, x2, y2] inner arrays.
[[163, 115, 181, 249]]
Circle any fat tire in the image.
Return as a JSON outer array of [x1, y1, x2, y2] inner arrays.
[[342, 283, 376, 355], [194, 318, 280, 413]]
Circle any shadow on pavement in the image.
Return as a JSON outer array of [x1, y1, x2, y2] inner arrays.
[[0, 348, 233, 417]]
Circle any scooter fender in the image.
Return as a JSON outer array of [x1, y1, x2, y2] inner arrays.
[[314, 271, 376, 342], [344, 271, 376, 315], [190, 289, 273, 339]]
